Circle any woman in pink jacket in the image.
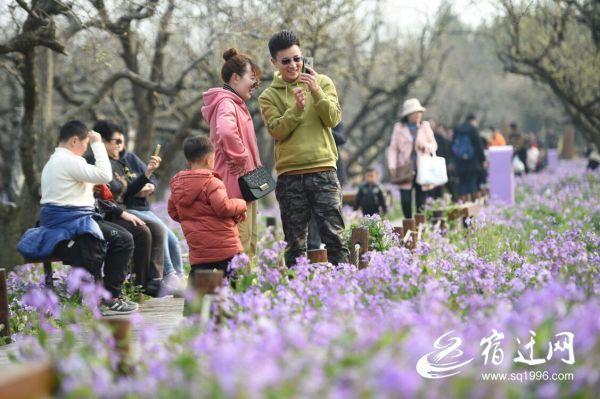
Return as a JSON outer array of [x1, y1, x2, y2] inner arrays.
[[202, 48, 262, 257], [387, 98, 437, 219]]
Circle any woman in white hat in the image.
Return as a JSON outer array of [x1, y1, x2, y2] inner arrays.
[[387, 98, 437, 218]]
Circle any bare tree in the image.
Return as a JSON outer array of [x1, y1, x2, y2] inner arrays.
[[496, 0, 600, 150], [0, 0, 70, 267]]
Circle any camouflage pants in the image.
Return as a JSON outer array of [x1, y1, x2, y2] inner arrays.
[[275, 170, 349, 266]]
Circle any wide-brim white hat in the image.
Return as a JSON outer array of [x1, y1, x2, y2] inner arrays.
[[401, 98, 426, 118]]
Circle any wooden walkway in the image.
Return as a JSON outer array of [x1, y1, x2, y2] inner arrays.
[[0, 297, 184, 368]]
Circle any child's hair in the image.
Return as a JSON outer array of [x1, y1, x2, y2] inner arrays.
[[221, 48, 262, 84], [268, 30, 300, 58], [59, 120, 88, 142], [183, 135, 214, 163], [365, 167, 377, 175]]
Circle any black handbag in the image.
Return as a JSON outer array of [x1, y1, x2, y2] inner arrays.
[[238, 166, 276, 201]]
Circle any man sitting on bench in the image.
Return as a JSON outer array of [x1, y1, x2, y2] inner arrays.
[[18, 120, 138, 315]]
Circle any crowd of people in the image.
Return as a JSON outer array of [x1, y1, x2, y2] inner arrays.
[[14, 29, 572, 315], [352, 103, 560, 219], [17, 30, 349, 315]]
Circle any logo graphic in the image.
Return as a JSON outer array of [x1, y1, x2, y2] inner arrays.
[[416, 330, 474, 379]]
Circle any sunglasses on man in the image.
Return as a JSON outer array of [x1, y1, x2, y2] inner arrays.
[[110, 138, 124, 145], [278, 55, 303, 65]]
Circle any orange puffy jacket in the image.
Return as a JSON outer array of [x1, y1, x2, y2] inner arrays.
[[168, 169, 247, 265]]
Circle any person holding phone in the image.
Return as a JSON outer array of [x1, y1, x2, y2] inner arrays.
[[18, 120, 138, 315], [201, 48, 263, 258], [86, 120, 181, 296], [258, 30, 349, 267]]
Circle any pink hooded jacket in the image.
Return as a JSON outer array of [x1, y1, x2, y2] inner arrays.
[[201, 88, 262, 200], [387, 121, 438, 191]]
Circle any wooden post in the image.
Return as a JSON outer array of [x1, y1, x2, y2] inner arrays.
[[392, 226, 404, 247], [307, 249, 328, 264], [350, 228, 369, 269], [102, 318, 131, 374], [431, 217, 447, 235], [432, 210, 444, 219], [0, 268, 10, 340], [458, 194, 471, 203], [402, 218, 416, 232], [185, 269, 224, 316], [0, 361, 57, 399], [431, 210, 445, 233], [192, 270, 224, 296], [402, 218, 417, 250], [415, 213, 426, 226]]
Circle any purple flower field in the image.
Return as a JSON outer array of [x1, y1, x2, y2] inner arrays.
[[3, 160, 599, 398]]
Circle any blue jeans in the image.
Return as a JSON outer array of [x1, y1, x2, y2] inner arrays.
[[128, 209, 183, 276]]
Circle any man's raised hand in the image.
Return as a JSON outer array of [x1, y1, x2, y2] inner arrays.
[[292, 87, 306, 111], [89, 130, 102, 143]]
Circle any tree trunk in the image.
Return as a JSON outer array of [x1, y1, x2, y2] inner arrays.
[[134, 100, 157, 159], [0, 49, 42, 269], [36, 47, 55, 167], [561, 126, 576, 159], [0, 191, 39, 269]]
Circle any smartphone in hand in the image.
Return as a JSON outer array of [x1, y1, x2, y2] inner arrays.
[[302, 56, 314, 74]]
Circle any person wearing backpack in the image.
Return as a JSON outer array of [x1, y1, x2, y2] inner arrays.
[[451, 114, 486, 198]]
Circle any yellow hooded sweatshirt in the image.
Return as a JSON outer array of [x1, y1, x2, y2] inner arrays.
[[258, 72, 342, 176]]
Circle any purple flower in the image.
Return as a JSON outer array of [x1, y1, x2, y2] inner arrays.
[[23, 288, 60, 317]]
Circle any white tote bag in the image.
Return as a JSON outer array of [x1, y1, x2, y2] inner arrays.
[[416, 154, 448, 186]]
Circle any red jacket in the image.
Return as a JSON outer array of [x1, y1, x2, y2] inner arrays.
[[168, 169, 247, 265]]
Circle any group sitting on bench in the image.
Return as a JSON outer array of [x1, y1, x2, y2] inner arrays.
[[17, 120, 181, 315]]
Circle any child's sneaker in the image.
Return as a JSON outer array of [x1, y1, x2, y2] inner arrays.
[[101, 298, 139, 316]]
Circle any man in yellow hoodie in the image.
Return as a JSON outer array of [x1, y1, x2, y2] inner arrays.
[[259, 30, 349, 266]]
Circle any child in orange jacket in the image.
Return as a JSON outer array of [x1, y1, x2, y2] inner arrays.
[[168, 136, 247, 280]]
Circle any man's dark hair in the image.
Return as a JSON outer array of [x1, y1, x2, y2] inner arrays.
[[59, 120, 88, 142], [365, 168, 377, 174], [93, 120, 124, 142], [465, 113, 476, 123], [183, 135, 214, 163], [510, 122, 518, 130], [268, 30, 300, 59]]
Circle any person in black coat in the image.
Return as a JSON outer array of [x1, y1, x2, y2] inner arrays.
[[451, 114, 486, 198], [353, 168, 387, 216]]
